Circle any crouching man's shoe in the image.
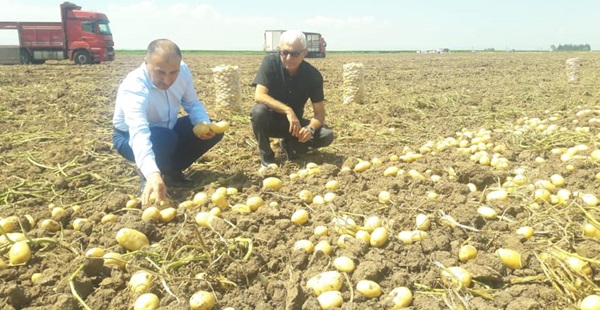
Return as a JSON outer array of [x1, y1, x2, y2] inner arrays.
[[280, 139, 310, 161], [164, 170, 192, 185]]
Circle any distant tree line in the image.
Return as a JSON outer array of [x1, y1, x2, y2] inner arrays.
[[550, 44, 591, 51]]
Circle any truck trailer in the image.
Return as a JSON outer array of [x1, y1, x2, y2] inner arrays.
[[0, 2, 114, 65], [263, 30, 326, 58]]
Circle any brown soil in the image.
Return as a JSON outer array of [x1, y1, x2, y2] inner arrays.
[[1, 52, 600, 310]]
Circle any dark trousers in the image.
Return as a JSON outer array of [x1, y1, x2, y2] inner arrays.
[[250, 103, 334, 163], [113, 116, 223, 175]]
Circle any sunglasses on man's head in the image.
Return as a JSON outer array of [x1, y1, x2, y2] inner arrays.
[[280, 50, 302, 57]]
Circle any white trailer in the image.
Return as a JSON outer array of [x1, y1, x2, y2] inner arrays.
[[263, 30, 326, 58]]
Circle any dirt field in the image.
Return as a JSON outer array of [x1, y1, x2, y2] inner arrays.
[[1, 51, 600, 310]]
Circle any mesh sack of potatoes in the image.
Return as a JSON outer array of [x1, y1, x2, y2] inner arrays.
[[565, 58, 580, 83], [212, 65, 242, 108], [342, 62, 365, 104]]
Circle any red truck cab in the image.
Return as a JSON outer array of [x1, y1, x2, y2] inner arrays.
[[0, 2, 114, 64], [62, 2, 114, 64]]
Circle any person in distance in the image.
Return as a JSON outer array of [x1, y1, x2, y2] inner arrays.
[[250, 30, 334, 168], [112, 38, 223, 205]]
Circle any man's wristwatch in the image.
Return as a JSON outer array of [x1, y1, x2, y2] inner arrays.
[[307, 126, 315, 135]]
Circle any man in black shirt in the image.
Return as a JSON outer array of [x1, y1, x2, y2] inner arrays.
[[251, 30, 334, 168]]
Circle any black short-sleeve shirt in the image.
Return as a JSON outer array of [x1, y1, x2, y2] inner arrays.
[[252, 53, 324, 119]]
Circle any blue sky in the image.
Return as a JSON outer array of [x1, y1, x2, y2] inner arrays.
[[0, 0, 598, 51]]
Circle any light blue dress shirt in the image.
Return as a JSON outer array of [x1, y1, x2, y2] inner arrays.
[[113, 61, 210, 178]]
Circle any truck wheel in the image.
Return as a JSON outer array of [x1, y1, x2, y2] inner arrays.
[[74, 50, 92, 65], [20, 49, 31, 64]]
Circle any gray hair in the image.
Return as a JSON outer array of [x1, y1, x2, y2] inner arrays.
[[146, 39, 182, 59], [279, 30, 306, 49]]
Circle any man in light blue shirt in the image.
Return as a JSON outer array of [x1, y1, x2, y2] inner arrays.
[[112, 39, 223, 205]]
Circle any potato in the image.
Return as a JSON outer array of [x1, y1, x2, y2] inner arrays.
[[190, 290, 216, 310], [384, 287, 413, 309], [72, 218, 89, 231], [0, 216, 19, 232], [294, 239, 314, 254], [193, 122, 210, 136], [0, 232, 26, 246], [31, 273, 42, 283], [85, 247, 105, 258], [496, 248, 523, 269], [370, 227, 389, 247], [125, 198, 140, 209], [441, 266, 472, 288], [580, 294, 600, 310], [159, 207, 177, 223], [317, 291, 343, 310], [263, 177, 283, 191], [134, 293, 160, 310], [306, 271, 343, 296], [116, 228, 149, 251], [246, 196, 264, 211], [40, 219, 61, 232], [325, 180, 340, 190], [314, 240, 332, 256], [208, 121, 230, 134], [129, 270, 153, 294], [458, 245, 478, 263], [9, 241, 31, 265], [142, 207, 161, 222], [333, 256, 355, 273], [356, 280, 382, 298], [193, 192, 209, 205], [103, 252, 126, 269], [291, 209, 309, 225]]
